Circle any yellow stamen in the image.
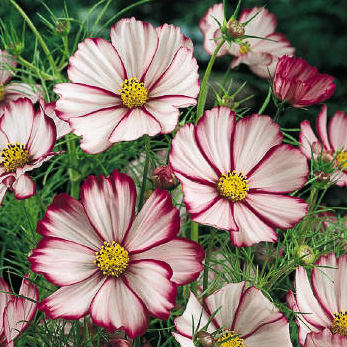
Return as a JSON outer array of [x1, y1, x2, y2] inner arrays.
[[331, 311, 347, 336], [217, 171, 249, 202], [0, 143, 30, 172], [239, 43, 249, 55], [336, 150, 347, 171], [119, 77, 148, 108], [94, 241, 129, 277], [0, 84, 5, 102], [217, 331, 245, 347]]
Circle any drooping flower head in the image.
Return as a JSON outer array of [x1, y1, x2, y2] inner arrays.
[[54, 18, 199, 154], [0, 50, 42, 113], [0, 98, 59, 205], [0, 275, 38, 346], [273, 56, 335, 107], [287, 253, 347, 346], [300, 105, 347, 186], [169, 106, 309, 246], [29, 170, 204, 338], [172, 282, 292, 346], [200, 4, 295, 78]]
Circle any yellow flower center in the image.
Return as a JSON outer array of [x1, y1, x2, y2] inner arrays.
[[217, 331, 245, 347], [94, 241, 129, 277], [119, 77, 148, 108], [239, 42, 249, 55], [336, 150, 347, 171], [0, 143, 30, 172], [0, 84, 5, 102], [217, 171, 249, 202], [331, 311, 347, 336]]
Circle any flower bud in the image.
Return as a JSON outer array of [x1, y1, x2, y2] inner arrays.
[[152, 165, 178, 190], [227, 19, 245, 38], [56, 20, 71, 36], [313, 171, 330, 183], [196, 330, 215, 347], [6, 42, 24, 56], [296, 245, 315, 264]]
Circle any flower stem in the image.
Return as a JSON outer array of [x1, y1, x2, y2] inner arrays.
[[196, 39, 226, 123], [203, 228, 216, 295], [258, 85, 272, 114], [190, 221, 199, 294], [138, 135, 151, 211], [66, 135, 80, 199]]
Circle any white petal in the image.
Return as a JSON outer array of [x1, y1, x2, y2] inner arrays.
[[328, 111, 347, 151], [0, 183, 8, 206], [0, 278, 11, 336], [0, 50, 16, 85], [316, 105, 331, 150], [172, 332, 195, 347], [299, 120, 321, 159], [4, 83, 42, 103], [337, 254, 347, 311], [11, 174, 36, 199], [304, 329, 347, 347]]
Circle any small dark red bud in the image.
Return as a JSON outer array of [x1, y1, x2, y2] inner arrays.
[[227, 19, 245, 38], [152, 165, 178, 190], [196, 330, 215, 347]]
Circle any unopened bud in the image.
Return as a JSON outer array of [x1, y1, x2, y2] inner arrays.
[[227, 19, 245, 38], [220, 95, 235, 109], [196, 330, 215, 347], [321, 150, 333, 163], [152, 165, 178, 190], [297, 245, 315, 264], [313, 171, 330, 183], [56, 20, 71, 36], [7, 42, 24, 56]]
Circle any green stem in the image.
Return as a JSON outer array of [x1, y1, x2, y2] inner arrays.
[[202, 228, 216, 295], [66, 135, 80, 199], [10, 0, 59, 78], [190, 221, 199, 294], [17, 56, 55, 80], [258, 85, 272, 114], [138, 135, 151, 211], [196, 39, 226, 123], [274, 102, 285, 122]]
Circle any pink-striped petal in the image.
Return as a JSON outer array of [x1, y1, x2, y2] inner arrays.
[[328, 111, 347, 151], [172, 332, 195, 347], [174, 292, 216, 338], [195, 107, 235, 174], [54, 83, 121, 119], [4, 83, 42, 104], [305, 329, 347, 347], [0, 278, 11, 336], [110, 18, 158, 79], [69, 106, 127, 154], [90, 278, 148, 338], [245, 193, 308, 229], [0, 183, 7, 206], [39, 272, 105, 319], [205, 282, 245, 329], [68, 38, 125, 91], [0, 50, 16, 85], [29, 238, 98, 286], [37, 193, 102, 250], [80, 171, 136, 244], [233, 115, 282, 175], [231, 203, 277, 247], [124, 260, 176, 319], [11, 174, 36, 199], [132, 238, 204, 285], [123, 188, 179, 253], [299, 120, 321, 159], [337, 255, 347, 311], [108, 107, 161, 143], [316, 105, 331, 150], [248, 144, 309, 193]]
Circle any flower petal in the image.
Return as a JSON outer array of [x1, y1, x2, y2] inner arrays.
[[39, 272, 105, 319], [205, 282, 245, 329], [304, 329, 347, 347], [124, 188, 179, 253], [4, 83, 42, 104], [316, 105, 331, 150], [11, 174, 36, 199], [68, 38, 125, 91], [132, 238, 204, 285], [0, 50, 16, 85], [245, 193, 308, 229], [328, 110, 347, 151], [231, 202, 277, 247], [124, 260, 176, 319], [108, 107, 161, 143], [337, 254, 347, 311], [299, 120, 321, 159], [29, 237, 98, 286], [0, 278, 11, 336], [233, 115, 282, 175], [90, 278, 148, 338], [248, 144, 309, 193], [172, 332, 195, 347], [110, 18, 158, 79], [37, 193, 102, 249], [0, 183, 8, 206], [80, 171, 136, 243], [195, 107, 235, 174]]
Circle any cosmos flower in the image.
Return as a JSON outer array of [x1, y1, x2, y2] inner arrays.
[[305, 329, 347, 347], [172, 282, 292, 346], [0, 98, 59, 205], [300, 105, 347, 186], [199, 4, 295, 78], [0, 50, 42, 113], [54, 18, 199, 154], [29, 170, 204, 338], [0, 275, 39, 347], [169, 106, 309, 246], [273, 56, 335, 107], [287, 253, 347, 346]]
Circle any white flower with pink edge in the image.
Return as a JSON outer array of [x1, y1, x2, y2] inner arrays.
[[169, 106, 309, 247], [54, 17, 199, 154], [29, 170, 204, 338], [287, 253, 347, 346], [172, 282, 292, 346]]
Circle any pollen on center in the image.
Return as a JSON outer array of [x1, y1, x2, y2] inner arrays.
[[94, 241, 129, 277], [119, 77, 148, 109], [217, 170, 249, 202], [331, 310, 347, 336], [336, 150, 347, 171], [217, 330, 245, 347], [0, 143, 30, 172]]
